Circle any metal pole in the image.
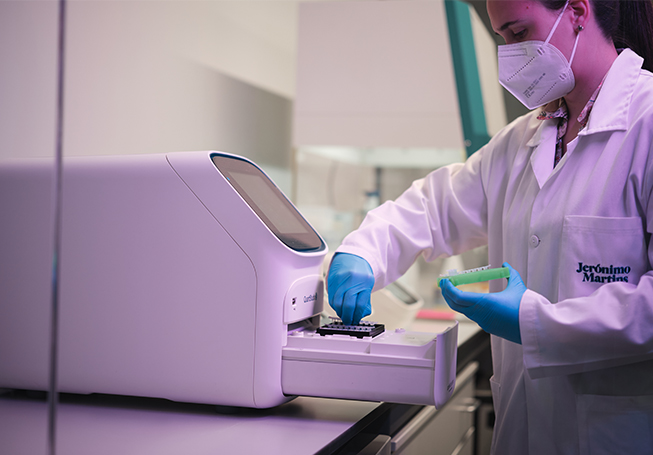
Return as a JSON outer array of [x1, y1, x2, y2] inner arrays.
[[48, 1, 66, 454]]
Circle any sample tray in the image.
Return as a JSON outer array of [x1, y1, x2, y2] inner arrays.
[[317, 321, 385, 338]]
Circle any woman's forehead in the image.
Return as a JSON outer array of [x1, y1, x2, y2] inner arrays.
[[487, 0, 543, 31]]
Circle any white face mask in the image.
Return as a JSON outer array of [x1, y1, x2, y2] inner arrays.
[[497, 1, 580, 110]]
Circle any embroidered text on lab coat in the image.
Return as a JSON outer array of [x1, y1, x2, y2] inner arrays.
[[576, 262, 631, 283]]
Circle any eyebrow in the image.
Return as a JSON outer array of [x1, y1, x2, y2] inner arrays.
[[498, 19, 522, 32]]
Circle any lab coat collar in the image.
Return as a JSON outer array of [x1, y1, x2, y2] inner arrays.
[[578, 48, 644, 135], [526, 48, 643, 150], [524, 49, 644, 188], [526, 114, 555, 149], [527, 117, 557, 188]]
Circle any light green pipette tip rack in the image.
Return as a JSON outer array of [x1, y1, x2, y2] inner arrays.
[[438, 266, 510, 287]]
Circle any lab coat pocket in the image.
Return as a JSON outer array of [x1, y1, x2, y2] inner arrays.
[[559, 216, 647, 301], [577, 394, 653, 455], [489, 376, 501, 410]]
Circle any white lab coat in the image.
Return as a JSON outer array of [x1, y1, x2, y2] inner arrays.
[[336, 48, 653, 454]]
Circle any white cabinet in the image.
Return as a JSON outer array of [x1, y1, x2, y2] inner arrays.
[[392, 361, 479, 455]]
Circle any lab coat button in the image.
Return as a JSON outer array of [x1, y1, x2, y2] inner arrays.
[[529, 235, 541, 248]]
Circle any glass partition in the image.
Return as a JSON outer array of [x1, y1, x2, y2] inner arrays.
[[0, 2, 299, 453]]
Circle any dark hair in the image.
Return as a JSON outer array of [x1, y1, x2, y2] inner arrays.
[[540, 0, 653, 72]]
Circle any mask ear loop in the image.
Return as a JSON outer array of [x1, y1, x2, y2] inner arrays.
[[566, 27, 581, 69], [540, 0, 579, 77], [539, 0, 571, 54]]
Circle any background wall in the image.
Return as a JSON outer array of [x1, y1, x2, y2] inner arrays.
[[0, 0, 59, 162], [0, 0, 501, 302], [0, 0, 298, 191]]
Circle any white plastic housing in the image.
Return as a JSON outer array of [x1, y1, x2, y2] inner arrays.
[[282, 322, 458, 408], [0, 151, 326, 408], [0, 151, 458, 409]]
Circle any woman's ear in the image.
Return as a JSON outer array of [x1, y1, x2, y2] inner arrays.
[[568, 0, 590, 30]]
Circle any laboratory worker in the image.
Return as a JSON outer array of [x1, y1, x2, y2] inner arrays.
[[327, 0, 653, 453]]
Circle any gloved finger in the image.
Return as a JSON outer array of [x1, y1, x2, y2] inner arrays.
[[327, 275, 342, 311], [502, 262, 525, 289], [440, 279, 472, 311], [329, 295, 343, 319], [340, 288, 358, 326], [327, 272, 345, 304], [328, 281, 345, 317], [352, 290, 372, 325]]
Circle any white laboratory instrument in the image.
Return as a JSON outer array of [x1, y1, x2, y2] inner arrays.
[[0, 151, 457, 409]]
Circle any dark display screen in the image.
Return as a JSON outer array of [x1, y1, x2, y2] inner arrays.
[[212, 154, 324, 251]]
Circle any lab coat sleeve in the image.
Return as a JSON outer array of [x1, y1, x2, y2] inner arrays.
[[521, 149, 653, 379], [336, 150, 489, 292]]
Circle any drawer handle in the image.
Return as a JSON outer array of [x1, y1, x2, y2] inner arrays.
[[450, 398, 481, 414], [390, 406, 437, 452], [451, 427, 476, 455]]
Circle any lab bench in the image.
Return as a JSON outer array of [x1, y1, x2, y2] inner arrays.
[[0, 319, 490, 455]]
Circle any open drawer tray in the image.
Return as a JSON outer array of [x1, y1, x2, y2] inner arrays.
[[282, 321, 458, 409]]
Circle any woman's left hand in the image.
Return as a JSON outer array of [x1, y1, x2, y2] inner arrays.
[[440, 262, 526, 344]]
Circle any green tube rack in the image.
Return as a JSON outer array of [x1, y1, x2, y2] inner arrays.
[[438, 266, 510, 287]]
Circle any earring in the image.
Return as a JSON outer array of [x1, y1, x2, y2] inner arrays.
[[577, 25, 584, 32]]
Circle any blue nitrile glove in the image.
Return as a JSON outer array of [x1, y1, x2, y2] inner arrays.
[[439, 262, 526, 344], [327, 253, 375, 326]]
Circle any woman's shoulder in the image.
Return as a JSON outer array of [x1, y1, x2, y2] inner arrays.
[[613, 49, 653, 119], [625, 68, 653, 119], [632, 68, 653, 114]]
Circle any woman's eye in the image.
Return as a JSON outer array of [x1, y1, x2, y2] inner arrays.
[[513, 29, 527, 39]]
